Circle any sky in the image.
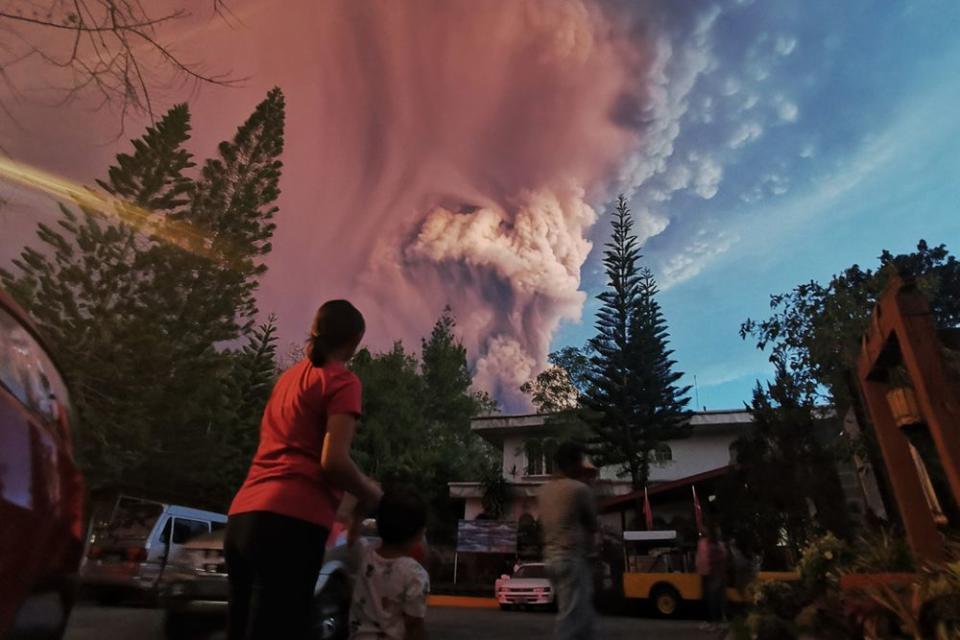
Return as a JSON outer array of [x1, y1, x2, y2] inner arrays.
[[557, 0, 960, 409], [1, 0, 959, 412]]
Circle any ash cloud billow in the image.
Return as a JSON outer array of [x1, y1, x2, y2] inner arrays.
[[0, 0, 721, 410], [296, 0, 661, 409], [297, 0, 710, 409]]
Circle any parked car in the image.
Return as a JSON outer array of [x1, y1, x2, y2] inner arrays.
[[495, 563, 555, 610], [79, 496, 227, 603], [159, 518, 382, 640], [0, 289, 85, 639]]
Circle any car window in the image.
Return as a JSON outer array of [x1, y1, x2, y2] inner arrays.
[[515, 565, 548, 579], [0, 305, 72, 434], [99, 499, 165, 543], [172, 518, 210, 544]]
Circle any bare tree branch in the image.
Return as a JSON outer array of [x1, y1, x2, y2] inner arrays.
[[0, 0, 242, 132]]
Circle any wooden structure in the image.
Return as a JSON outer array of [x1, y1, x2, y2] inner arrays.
[[857, 275, 960, 563]]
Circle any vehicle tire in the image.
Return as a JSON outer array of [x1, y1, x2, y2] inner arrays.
[[650, 585, 682, 618], [313, 574, 350, 640], [499, 603, 511, 611], [9, 589, 71, 640]]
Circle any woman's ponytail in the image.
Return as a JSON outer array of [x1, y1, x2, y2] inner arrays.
[[307, 300, 365, 367]]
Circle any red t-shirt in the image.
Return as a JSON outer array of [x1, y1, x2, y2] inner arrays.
[[229, 359, 362, 528]]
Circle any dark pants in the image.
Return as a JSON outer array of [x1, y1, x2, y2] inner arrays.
[[225, 511, 328, 640], [702, 574, 726, 622], [546, 555, 595, 640]]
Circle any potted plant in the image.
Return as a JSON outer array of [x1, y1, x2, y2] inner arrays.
[[885, 365, 922, 428]]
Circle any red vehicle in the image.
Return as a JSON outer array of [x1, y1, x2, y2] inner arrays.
[[0, 290, 85, 639]]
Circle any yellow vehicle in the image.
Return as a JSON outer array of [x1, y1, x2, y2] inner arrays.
[[620, 530, 798, 617]]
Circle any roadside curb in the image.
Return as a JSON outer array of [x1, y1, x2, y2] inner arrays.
[[428, 595, 499, 609]]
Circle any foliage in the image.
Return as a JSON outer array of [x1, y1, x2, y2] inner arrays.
[[350, 308, 497, 543], [797, 532, 851, 596], [215, 316, 280, 501], [521, 346, 591, 413], [849, 529, 915, 574], [718, 368, 851, 562], [742, 534, 960, 640], [743, 534, 856, 640], [751, 580, 804, 622], [581, 195, 690, 488], [1, 90, 286, 508], [740, 240, 960, 406], [479, 457, 510, 520]]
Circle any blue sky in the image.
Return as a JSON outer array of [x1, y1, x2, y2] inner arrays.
[[556, 0, 960, 410]]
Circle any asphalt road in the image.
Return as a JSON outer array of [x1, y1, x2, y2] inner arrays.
[[65, 604, 720, 640]]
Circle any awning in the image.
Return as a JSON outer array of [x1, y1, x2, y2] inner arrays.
[[600, 465, 734, 513]]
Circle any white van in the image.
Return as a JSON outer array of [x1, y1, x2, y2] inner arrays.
[[79, 496, 226, 602]]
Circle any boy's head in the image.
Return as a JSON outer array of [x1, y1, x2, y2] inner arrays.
[[554, 441, 587, 478], [376, 486, 427, 547]]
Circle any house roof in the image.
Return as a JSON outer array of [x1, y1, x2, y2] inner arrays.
[[470, 409, 755, 443], [599, 465, 734, 513]]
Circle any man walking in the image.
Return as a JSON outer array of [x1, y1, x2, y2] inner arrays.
[[539, 442, 598, 640]]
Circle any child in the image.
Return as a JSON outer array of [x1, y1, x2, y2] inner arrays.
[[349, 488, 430, 640]]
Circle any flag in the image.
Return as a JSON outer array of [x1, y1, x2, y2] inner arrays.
[[692, 485, 705, 535], [643, 486, 653, 530]]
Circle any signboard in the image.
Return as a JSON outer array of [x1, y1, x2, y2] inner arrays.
[[456, 519, 517, 553], [623, 530, 678, 542]]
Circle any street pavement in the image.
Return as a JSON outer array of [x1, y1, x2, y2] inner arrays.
[[65, 604, 721, 640]]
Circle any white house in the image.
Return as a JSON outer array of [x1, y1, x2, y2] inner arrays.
[[448, 410, 754, 522]]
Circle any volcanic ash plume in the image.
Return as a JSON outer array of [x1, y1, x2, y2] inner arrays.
[[299, 0, 649, 409]]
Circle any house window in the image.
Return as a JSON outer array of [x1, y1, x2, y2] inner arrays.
[[654, 443, 673, 465], [525, 439, 557, 476]]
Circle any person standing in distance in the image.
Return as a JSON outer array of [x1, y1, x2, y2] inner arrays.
[[539, 442, 598, 640], [225, 300, 382, 640]]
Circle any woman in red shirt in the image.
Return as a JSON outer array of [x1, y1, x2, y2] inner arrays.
[[225, 300, 382, 640]]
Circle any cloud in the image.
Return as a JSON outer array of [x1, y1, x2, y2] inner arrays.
[[775, 35, 797, 56], [658, 228, 739, 289], [799, 143, 816, 158], [740, 173, 790, 203], [616, 4, 722, 200], [473, 335, 537, 408], [729, 121, 763, 148], [690, 153, 723, 199], [777, 100, 799, 122], [407, 188, 595, 302]]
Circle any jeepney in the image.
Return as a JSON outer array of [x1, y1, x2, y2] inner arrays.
[[621, 530, 798, 617]]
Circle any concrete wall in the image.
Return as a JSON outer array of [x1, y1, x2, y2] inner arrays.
[[502, 431, 738, 483]]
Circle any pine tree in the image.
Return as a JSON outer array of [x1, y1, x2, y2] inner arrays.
[[1, 105, 196, 487], [628, 267, 692, 484], [215, 315, 280, 503], [718, 368, 850, 561], [583, 195, 690, 489], [1, 90, 286, 504]]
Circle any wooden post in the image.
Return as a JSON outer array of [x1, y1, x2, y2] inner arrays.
[[892, 287, 960, 506], [858, 373, 945, 563], [856, 274, 957, 564]]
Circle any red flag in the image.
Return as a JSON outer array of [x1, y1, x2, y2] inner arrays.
[[692, 485, 705, 535], [643, 486, 653, 530]]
